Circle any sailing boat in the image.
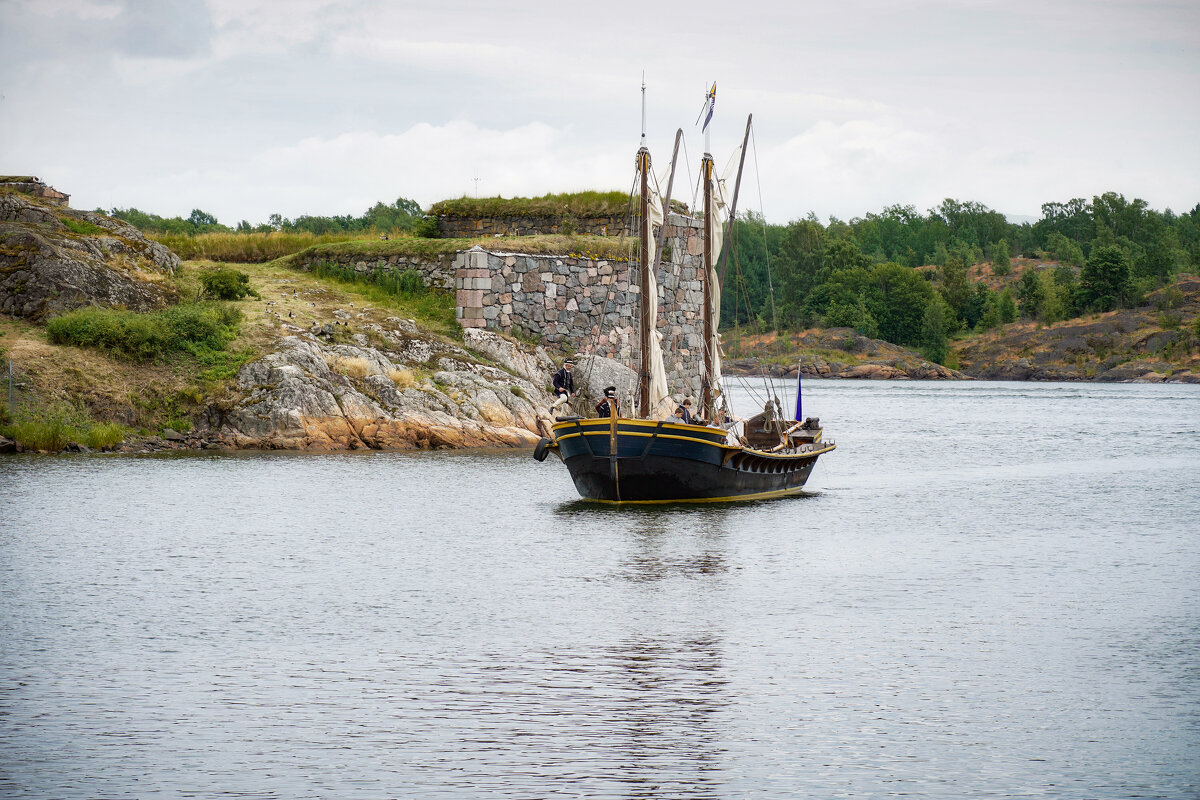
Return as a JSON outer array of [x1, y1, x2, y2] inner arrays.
[[533, 84, 835, 503]]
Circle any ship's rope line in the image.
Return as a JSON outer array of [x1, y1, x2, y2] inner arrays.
[[750, 124, 791, 420], [751, 124, 778, 334], [680, 135, 699, 217]]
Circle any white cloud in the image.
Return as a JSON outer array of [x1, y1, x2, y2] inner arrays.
[[82, 121, 633, 223], [5, 0, 1197, 225]]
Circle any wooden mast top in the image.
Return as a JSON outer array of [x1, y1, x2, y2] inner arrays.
[[637, 146, 651, 418]]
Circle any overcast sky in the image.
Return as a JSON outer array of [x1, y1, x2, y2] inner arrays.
[[2, 0, 1197, 226]]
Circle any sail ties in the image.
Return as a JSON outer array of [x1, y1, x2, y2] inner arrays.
[[639, 153, 672, 420]]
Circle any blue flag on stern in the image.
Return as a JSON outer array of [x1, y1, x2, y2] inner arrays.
[[794, 369, 803, 421]]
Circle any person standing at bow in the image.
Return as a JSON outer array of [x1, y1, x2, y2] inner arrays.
[[595, 386, 620, 418], [550, 359, 577, 411]]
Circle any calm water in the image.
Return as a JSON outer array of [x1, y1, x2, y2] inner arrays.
[[2, 380, 1198, 799]]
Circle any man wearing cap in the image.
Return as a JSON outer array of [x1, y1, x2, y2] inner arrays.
[[550, 359, 577, 411], [595, 386, 620, 418]]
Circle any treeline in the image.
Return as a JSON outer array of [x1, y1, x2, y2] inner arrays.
[[102, 196, 432, 237], [721, 193, 1200, 361]]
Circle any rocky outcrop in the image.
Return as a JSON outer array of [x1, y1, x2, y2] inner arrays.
[[213, 329, 556, 450], [725, 328, 969, 380], [954, 280, 1200, 382], [0, 193, 179, 321]]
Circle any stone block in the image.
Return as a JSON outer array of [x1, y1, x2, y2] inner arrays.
[[459, 289, 484, 307]]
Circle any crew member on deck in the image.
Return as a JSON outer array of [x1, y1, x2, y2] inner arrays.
[[550, 359, 576, 411], [595, 386, 620, 417], [674, 397, 694, 424]]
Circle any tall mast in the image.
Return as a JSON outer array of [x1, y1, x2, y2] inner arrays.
[[637, 78, 652, 418], [717, 114, 752, 286], [699, 82, 717, 419]]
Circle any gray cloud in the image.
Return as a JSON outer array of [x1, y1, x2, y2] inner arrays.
[[2, 0, 1197, 224]]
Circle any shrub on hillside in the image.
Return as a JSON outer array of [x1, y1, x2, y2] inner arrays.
[[199, 266, 259, 300], [47, 303, 242, 360]]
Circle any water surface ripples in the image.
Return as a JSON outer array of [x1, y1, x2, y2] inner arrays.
[[2, 380, 1198, 798]]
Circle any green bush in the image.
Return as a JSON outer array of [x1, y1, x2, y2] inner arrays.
[[199, 266, 258, 300], [1, 414, 126, 452], [61, 217, 107, 236], [47, 303, 242, 360], [83, 423, 125, 449], [411, 218, 440, 238]]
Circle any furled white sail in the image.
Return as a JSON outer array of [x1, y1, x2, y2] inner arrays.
[[705, 145, 741, 410], [642, 168, 673, 419]]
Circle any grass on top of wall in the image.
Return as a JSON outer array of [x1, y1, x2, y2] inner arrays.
[[150, 230, 376, 263], [429, 191, 629, 219], [288, 234, 637, 263]]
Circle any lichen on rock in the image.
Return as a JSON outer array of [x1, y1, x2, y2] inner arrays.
[[216, 331, 556, 451], [0, 193, 180, 321]]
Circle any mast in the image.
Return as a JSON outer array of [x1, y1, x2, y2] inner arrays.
[[638, 146, 651, 418], [637, 78, 652, 418], [653, 128, 683, 273], [699, 82, 717, 420], [717, 114, 752, 286], [701, 151, 714, 420]]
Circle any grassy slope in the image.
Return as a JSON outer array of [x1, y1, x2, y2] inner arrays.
[[0, 257, 461, 439]]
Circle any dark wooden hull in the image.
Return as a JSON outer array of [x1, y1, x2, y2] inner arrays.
[[549, 417, 834, 503]]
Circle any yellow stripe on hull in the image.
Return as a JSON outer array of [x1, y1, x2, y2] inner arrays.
[[581, 484, 815, 505]]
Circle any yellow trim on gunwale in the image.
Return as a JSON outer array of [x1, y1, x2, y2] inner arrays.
[[583, 484, 815, 505], [552, 428, 836, 459]]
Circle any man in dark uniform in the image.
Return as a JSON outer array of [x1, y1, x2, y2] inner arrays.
[[676, 397, 694, 424], [550, 359, 576, 411], [595, 385, 620, 418]]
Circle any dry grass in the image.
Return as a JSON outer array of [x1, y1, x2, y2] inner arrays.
[[151, 231, 373, 263], [388, 367, 415, 389], [327, 355, 372, 378]]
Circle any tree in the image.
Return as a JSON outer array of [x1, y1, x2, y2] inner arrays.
[[1016, 270, 1045, 318], [1045, 232, 1085, 266], [188, 209, 218, 228], [964, 284, 992, 330], [1078, 244, 1130, 312], [939, 256, 971, 321], [1039, 271, 1068, 324], [978, 293, 1001, 331], [920, 297, 951, 364], [1134, 217, 1179, 283], [997, 288, 1017, 324], [865, 263, 935, 346], [774, 219, 827, 327], [824, 299, 879, 338], [991, 238, 1011, 275]]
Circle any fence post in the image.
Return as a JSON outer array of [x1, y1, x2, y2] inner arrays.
[[7, 359, 12, 416]]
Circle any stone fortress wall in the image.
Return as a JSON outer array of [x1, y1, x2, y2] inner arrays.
[[290, 213, 709, 397], [455, 213, 708, 398]]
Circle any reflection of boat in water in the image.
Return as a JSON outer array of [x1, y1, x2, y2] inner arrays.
[[535, 84, 835, 503]]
